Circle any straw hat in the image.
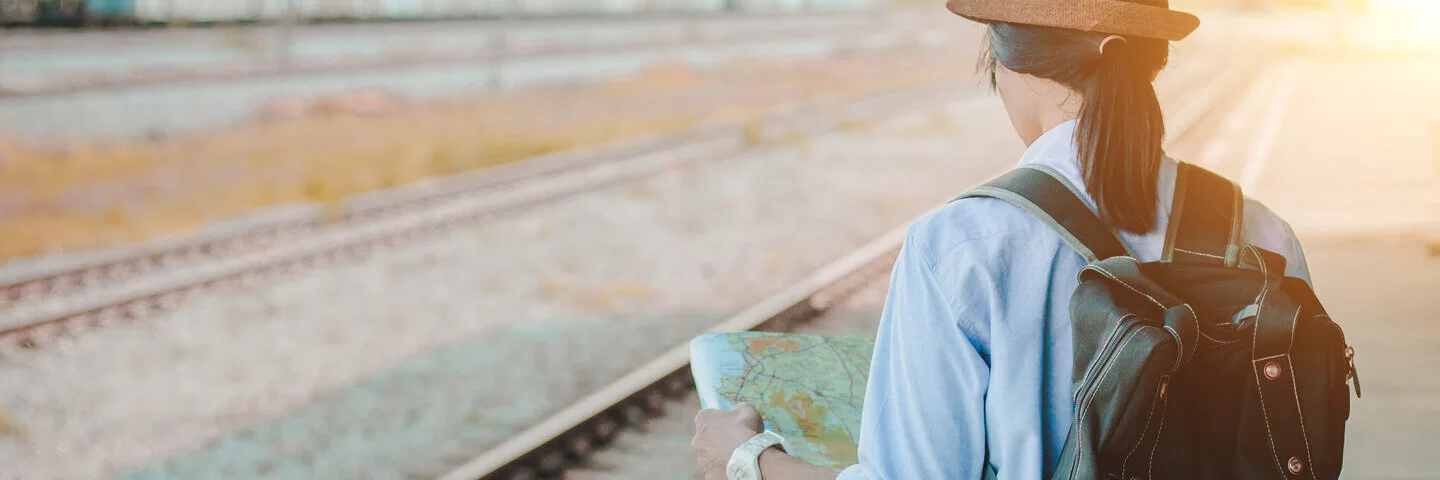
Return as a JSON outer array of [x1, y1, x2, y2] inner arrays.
[[946, 0, 1201, 42]]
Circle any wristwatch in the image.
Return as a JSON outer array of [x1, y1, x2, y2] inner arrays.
[[726, 430, 785, 480]]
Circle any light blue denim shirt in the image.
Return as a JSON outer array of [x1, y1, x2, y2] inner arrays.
[[836, 120, 1311, 480]]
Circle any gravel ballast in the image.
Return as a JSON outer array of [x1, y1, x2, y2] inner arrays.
[[0, 39, 1244, 479], [0, 95, 1020, 480]]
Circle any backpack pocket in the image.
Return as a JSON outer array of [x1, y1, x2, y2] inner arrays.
[[1056, 311, 1185, 480]]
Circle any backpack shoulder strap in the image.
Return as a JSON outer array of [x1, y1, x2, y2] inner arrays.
[[1163, 162, 1244, 266], [958, 165, 1132, 263]]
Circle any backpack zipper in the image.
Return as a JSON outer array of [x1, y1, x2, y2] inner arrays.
[[1073, 317, 1145, 410], [1345, 346, 1362, 398], [1067, 315, 1146, 479], [1325, 317, 1361, 399]]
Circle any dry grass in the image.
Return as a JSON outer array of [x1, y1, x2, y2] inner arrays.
[[0, 47, 963, 261], [0, 407, 21, 438]]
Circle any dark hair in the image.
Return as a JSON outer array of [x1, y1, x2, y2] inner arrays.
[[981, 23, 1170, 234]]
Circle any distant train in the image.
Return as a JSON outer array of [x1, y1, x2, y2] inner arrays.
[[1, 0, 84, 25], [0, 0, 874, 27]]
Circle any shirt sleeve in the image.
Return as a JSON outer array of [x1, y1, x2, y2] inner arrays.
[[1280, 223, 1312, 284], [837, 228, 990, 480], [1241, 198, 1313, 284]]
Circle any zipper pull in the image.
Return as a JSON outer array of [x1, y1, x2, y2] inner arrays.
[[1345, 346, 1362, 398]]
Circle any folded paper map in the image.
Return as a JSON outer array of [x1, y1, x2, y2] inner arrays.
[[689, 332, 876, 470]]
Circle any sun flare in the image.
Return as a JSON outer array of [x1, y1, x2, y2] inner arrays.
[[1370, 0, 1440, 18], [1360, 0, 1440, 50]]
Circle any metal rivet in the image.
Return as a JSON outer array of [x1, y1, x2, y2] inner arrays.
[[1287, 457, 1304, 474], [1264, 361, 1283, 380]]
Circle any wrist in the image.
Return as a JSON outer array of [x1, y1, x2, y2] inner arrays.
[[757, 445, 787, 470], [726, 431, 785, 480]]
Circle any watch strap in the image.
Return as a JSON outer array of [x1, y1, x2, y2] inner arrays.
[[726, 430, 785, 480]]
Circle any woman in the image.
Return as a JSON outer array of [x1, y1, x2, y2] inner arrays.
[[692, 0, 1312, 479]]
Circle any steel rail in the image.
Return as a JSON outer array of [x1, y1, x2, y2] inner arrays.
[[0, 126, 736, 305], [0, 25, 961, 308], [441, 220, 909, 480], [434, 52, 1270, 480], [0, 82, 958, 351]]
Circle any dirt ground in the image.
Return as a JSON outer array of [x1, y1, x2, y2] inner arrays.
[[0, 45, 967, 260]]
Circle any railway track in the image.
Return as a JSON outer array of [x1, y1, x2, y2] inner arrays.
[[433, 51, 1272, 480], [0, 82, 958, 354], [565, 272, 896, 480], [0, 39, 1250, 335]]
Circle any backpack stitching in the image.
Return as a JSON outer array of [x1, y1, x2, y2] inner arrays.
[[1066, 315, 1133, 479], [1247, 245, 1280, 309], [1119, 378, 1163, 477], [1071, 330, 1143, 480], [1225, 181, 1245, 267], [1287, 354, 1319, 480], [1086, 265, 1168, 311], [1287, 301, 1300, 352], [1163, 324, 1184, 369], [1254, 258, 1286, 475], [1244, 243, 1290, 475], [1183, 304, 1200, 364], [1072, 332, 1142, 480], [1252, 303, 1288, 477], [1285, 313, 1321, 480], [1199, 331, 1242, 345], [1162, 304, 1202, 368], [1251, 353, 1319, 480], [1147, 390, 1170, 479], [1254, 361, 1286, 478], [1174, 247, 1226, 260], [1146, 386, 1169, 478], [1076, 317, 1130, 405]]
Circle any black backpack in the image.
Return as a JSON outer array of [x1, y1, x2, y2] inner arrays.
[[962, 163, 1360, 480]]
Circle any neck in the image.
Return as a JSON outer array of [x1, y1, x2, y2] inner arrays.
[[1023, 104, 1078, 146]]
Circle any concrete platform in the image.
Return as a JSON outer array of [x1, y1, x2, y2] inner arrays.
[[1302, 236, 1440, 478]]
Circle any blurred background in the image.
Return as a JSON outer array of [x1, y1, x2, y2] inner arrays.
[[0, 0, 1435, 479]]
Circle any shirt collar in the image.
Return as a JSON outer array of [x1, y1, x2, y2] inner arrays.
[[1016, 119, 1086, 190], [1012, 119, 1181, 234]]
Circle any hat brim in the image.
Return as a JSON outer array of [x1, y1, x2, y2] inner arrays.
[[946, 0, 1200, 42]]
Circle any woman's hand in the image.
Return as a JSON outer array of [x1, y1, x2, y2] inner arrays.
[[692, 403, 764, 480]]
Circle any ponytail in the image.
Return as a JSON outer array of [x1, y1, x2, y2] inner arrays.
[[985, 23, 1170, 233], [1076, 37, 1166, 233]]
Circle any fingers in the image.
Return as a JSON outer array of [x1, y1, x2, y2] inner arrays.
[[695, 404, 757, 422], [695, 404, 764, 434], [693, 407, 718, 430], [697, 454, 722, 478], [733, 403, 763, 431], [693, 405, 764, 480]]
